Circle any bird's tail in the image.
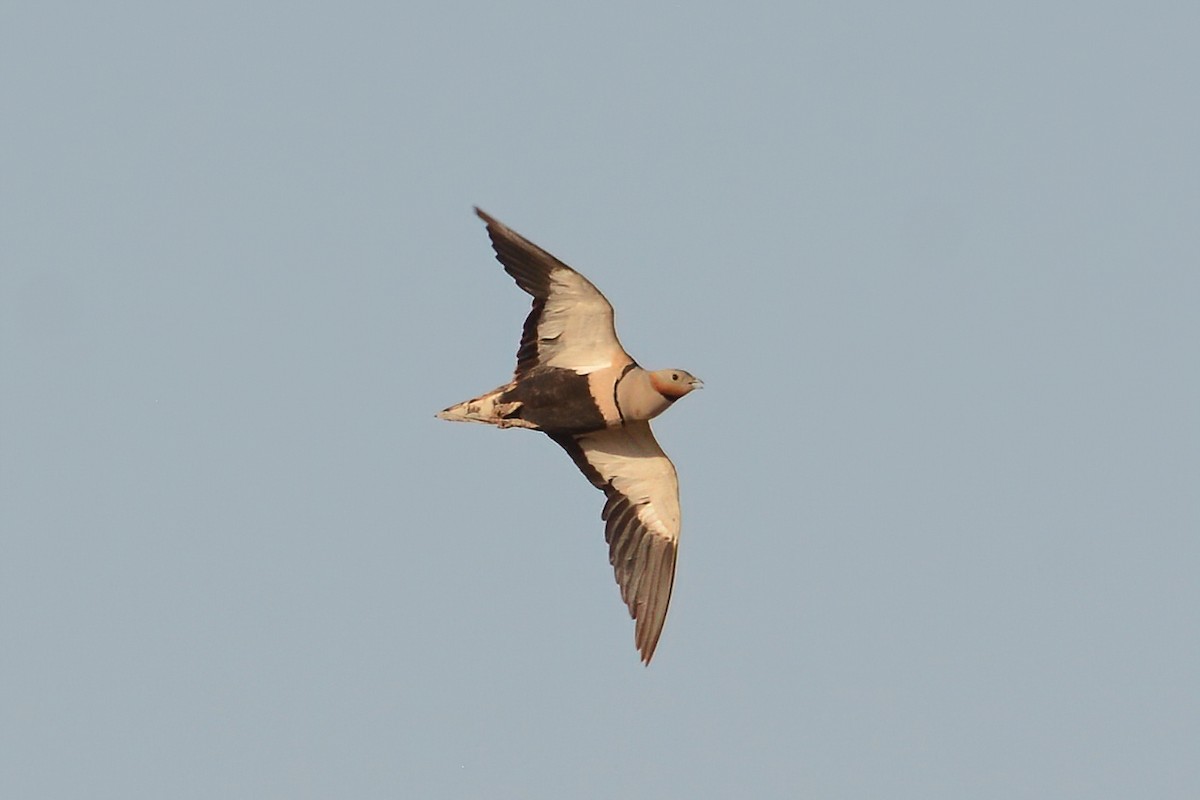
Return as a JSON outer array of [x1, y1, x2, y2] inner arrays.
[[436, 384, 538, 429]]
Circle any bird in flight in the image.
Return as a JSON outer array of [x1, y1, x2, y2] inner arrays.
[[438, 208, 702, 664]]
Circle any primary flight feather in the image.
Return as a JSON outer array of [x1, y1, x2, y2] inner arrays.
[[437, 208, 702, 664]]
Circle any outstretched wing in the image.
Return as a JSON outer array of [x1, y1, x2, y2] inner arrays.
[[550, 421, 681, 664], [476, 208, 631, 377]]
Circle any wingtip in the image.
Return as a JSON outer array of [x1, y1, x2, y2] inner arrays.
[[474, 206, 496, 226], [638, 631, 662, 665]]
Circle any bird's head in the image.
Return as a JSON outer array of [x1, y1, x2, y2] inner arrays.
[[648, 369, 704, 401]]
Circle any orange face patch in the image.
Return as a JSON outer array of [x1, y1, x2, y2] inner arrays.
[[650, 370, 696, 399]]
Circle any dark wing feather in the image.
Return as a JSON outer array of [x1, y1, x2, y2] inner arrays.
[[475, 207, 570, 298]]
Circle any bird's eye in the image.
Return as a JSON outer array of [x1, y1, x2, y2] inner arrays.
[[672, 373, 679, 381]]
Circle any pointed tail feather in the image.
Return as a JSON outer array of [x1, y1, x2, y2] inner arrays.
[[436, 384, 539, 430]]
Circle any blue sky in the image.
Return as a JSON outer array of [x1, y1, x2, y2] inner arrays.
[[2, 2, 1198, 798]]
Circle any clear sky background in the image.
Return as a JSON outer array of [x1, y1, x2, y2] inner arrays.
[[2, 3, 1197, 798]]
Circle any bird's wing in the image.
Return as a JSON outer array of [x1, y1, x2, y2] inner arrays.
[[550, 421, 681, 664], [475, 208, 631, 376]]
